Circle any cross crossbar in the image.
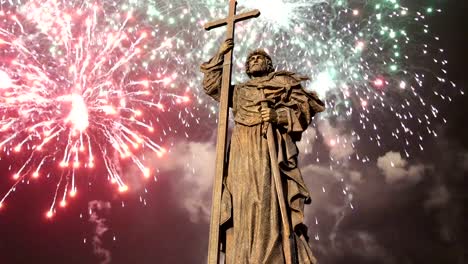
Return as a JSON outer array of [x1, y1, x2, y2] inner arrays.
[[204, 10, 260, 31]]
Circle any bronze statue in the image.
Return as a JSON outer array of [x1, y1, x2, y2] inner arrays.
[[201, 37, 325, 263]]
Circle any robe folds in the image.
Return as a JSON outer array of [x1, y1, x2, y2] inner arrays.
[[201, 53, 325, 264]]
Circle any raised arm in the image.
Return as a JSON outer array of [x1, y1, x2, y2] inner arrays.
[[200, 39, 234, 101]]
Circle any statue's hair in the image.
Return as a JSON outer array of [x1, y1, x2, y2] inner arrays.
[[245, 49, 274, 78]]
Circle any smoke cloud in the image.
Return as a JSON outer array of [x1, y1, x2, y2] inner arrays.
[[377, 151, 427, 184], [88, 200, 112, 264], [157, 140, 216, 223], [317, 120, 356, 161]]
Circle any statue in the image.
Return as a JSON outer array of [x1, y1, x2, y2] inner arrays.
[[200, 1, 325, 263], [201, 38, 325, 263]]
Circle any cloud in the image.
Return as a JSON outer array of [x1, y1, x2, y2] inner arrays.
[[316, 120, 356, 161], [121, 137, 216, 224], [349, 170, 363, 184], [314, 231, 397, 264], [424, 185, 450, 209], [423, 185, 457, 243], [301, 164, 360, 215], [377, 151, 427, 184], [301, 164, 346, 214], [300, 163, 361, 251], [348, 232, 389, 258], [297, 127, 318, 156], [88, 200, 112, 264], [157, 141, 216, 223]]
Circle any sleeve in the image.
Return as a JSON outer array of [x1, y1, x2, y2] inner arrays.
[[200, 53, 225, 102], [275, 85, 325, 140]]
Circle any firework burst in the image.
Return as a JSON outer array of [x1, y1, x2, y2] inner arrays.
[[140, 0, 461, 222], [0, 0, 190, 216], [168, 0, 461, 162], [0, 0, 461, 217]]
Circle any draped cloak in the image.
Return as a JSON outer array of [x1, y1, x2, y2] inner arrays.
[[201, 52, 325, 264]]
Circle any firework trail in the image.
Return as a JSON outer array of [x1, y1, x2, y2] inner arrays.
[[140, 0, 460, 239], [155, 0, 460, 185], [118, 0, 460, 161], [0, 0, 461, 217]]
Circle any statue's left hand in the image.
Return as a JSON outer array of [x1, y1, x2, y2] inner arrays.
[[261, 107, 278, 123], [218, 38, 234, 55]]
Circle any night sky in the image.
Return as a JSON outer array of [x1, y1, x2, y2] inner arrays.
[[0, 0, 467, 263]]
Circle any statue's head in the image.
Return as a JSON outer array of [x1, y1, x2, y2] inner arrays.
[[245, 49, 274, 78]]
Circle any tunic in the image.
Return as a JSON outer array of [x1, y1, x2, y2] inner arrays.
[[201, 52, 325, 264]]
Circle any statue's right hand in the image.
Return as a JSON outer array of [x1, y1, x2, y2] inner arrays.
[[219, 38, 234, 55]]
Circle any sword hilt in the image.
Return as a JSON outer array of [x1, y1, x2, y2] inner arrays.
[[261, 101, 270, 137]]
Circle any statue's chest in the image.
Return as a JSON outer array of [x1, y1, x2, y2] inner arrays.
[[235, 86, 263, 106], [232, 86, 283, 126], [232, 86, 263, 126]]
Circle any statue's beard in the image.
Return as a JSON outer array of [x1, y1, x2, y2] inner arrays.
[[249, 64, 269, 77]]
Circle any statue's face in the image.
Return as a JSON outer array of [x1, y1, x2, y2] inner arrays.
[[248, 54, 269, 76]]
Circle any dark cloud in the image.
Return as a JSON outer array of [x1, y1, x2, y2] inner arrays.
[[424, 185, 450, 210]]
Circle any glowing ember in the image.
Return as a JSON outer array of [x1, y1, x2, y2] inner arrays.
[[0, 70, 12, 89], [65, 94, 89, 132]]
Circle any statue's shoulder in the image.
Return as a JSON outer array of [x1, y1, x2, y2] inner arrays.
[[268, 71, 309, 87], [242, 71, 310, 88]]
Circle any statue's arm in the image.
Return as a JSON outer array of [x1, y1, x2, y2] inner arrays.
[[200, 39, 234, 102], [200, 54, 224, 101]]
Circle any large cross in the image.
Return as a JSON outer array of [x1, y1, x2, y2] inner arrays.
[[203, 1, 260, 263]]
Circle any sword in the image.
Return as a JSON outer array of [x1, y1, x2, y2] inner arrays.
[[260, 91, 298, 264]]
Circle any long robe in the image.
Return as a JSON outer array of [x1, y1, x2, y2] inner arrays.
[[201, 52, 325, 264]]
